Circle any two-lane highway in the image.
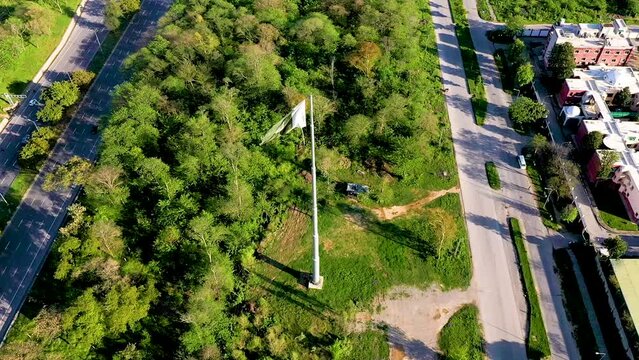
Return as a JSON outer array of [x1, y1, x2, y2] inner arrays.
[[0, 0, 173, 342]]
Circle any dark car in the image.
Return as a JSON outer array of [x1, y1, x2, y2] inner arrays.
[[346, 183, 370, 196]]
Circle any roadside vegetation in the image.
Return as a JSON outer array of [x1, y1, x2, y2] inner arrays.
[[449, 0, 487, 125], [0, 0, 471, 358], [0, 171, 36, 233], [572, 244, 633, 359], [508, 217, 551, 359], [554, 248, 600, 359], [488, 0, 639, 23], [438, 304, 485, 360], [0, 0, 81, 98], [485, 161, 501, 189], [524, 154, 562, 230], [476, 0, 493, 21]]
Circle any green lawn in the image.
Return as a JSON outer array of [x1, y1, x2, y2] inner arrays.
[[508, 218, 551, 359], [0, 0, 82, 97], [252, 193, 472, 356], [600, 210, 638, 231], [485, 161, 501, 190], [0, 171, 37, 232], [438, 304, 485, 360], [450, 0, 487, 125]]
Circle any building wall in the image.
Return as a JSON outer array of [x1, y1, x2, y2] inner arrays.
[[559, 82, 587, 106], [613, 169, 639, 222]]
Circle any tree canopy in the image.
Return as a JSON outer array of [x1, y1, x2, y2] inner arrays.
[[509, 96, 548, 127], [548, 43, 576, 80], [2, 0, 457, 358]]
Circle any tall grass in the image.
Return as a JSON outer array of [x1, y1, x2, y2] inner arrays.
[[438, 304, 485, 360]]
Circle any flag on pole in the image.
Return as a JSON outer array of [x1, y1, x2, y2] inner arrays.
[[260, 100, 306, 145]]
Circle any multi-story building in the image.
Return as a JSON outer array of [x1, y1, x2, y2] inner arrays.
[[543, 19, 639, 68], [575, 91, 639, 222], [559, 66, 639, 110]]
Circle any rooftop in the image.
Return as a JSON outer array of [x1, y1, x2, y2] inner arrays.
[[611, 259, 639, 335], [553, 20, 638, 49]]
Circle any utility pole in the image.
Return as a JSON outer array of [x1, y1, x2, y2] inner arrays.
[[308, 94, 323, 289]]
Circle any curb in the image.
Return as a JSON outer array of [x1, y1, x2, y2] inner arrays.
[[29, 0, 91, 88]]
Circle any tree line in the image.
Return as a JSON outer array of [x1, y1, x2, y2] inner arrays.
[[1, 0, 452, 358]]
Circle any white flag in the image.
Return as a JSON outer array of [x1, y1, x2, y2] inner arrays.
[[291, 100, 306, 129], [260, 100, 307, 145]]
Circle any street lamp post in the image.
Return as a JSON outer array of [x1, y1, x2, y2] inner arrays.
[[26, 119, 39, 130], [595, 352, 606, 360]]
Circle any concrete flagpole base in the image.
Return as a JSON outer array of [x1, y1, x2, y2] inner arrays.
[[307, 275, 324, 290]]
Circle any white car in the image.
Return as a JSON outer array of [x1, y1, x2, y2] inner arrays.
[[517, 155, 527, 169], [28, 99, 43, 107]]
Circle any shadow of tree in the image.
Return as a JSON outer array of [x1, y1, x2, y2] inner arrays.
[[336, 202, 436, 260]]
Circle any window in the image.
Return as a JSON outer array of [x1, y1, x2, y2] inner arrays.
[[585, 49, 590, 53], [612, 58, 617, 62], [582, 57, 586, 60], [616, 51, 621, 54], [606, 50, 611, 54], [575, 50, 580, 54], [626, 50, 631, 54]]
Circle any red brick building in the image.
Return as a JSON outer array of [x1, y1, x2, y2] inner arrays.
[[543, 19, 639, 69]]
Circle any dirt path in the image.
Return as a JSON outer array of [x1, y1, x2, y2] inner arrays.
[[370, 186, 460, 221], [372, 286, 475, 360]]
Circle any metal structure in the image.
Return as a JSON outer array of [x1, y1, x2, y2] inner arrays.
[[308, 94, 323, 289], [3, 94, 26, 106]]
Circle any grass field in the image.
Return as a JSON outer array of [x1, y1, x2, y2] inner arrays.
[[0, 171, 36, 232], [0, 0, 82, 98], [508, 218, 551, 359], [253, 193, 471, 357], [450, 0, 487, 125], [438, 304, 485, 360], [485, 161, 501, 190], [488, 0, 637, 23], [592, 183, 639, 231], [554, 249, 599, 358]]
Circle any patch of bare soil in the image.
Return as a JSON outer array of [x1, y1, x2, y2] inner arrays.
[[261, 207, 309, 258], [370, 187, 460, 220], [372, 286, 475, 360]]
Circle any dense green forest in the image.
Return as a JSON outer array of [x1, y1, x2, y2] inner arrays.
[[0, 0, 467, 358], [490, 0, 639, 23]]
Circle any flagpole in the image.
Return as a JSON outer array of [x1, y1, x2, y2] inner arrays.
[[308, 94, 323, 289]]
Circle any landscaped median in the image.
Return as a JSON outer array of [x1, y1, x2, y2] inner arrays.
[[508, 217, 551, 359], [485, 161, 501, 190], [449, 0, 487, 125]]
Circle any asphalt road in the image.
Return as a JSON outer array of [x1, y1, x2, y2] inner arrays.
[[0, 0, 108, 198], [0, 0, 173, 342], [431, 0, 579, 358]]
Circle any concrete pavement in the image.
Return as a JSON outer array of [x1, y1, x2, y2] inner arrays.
[[430, 0, 527, 358], [0, 0, 173, 342], [431, 0, 579, 357], [462, 0, 579, 357]]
